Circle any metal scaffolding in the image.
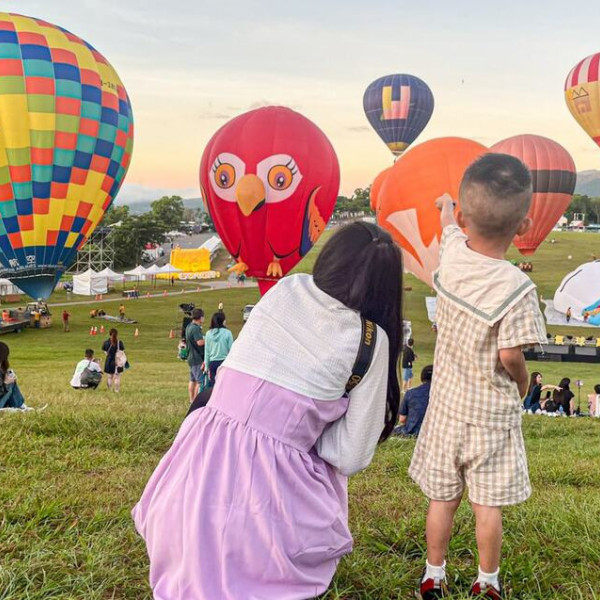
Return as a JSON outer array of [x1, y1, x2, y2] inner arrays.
[[68, 226, 116, 273]]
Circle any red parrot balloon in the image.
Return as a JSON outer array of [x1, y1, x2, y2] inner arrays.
[[377, 137, 487, 287], [490, 135, 576, 255], [199, 107, 339, 294]]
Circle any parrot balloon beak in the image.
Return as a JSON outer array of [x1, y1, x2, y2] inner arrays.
[[235, 174, 265, 216]]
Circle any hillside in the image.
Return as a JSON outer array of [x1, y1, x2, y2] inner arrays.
[[575, 170, 600, 197]]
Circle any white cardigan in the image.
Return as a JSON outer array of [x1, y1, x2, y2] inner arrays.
[[223, 274, 389, 476]]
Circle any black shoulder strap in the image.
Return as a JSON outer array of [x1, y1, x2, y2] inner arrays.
[[345, 317, 377, 394]]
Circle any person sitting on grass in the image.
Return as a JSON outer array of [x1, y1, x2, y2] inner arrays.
[[523, 372, 560, 414], [0, 341, 29, 411], [393, 364, 433, 437], [71, 349, 103, 390], [409, 154, 547, 599]]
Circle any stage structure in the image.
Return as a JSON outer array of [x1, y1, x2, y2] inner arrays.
[[68, 227, 116, 274]]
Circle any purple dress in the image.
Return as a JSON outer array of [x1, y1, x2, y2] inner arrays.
[[132, 367, 353, 599]]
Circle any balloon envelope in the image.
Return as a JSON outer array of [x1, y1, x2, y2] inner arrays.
[[490, 135, 576, 255], [363, 74, 434, 157], [0, 13, 134, 299], [200, 107, 339, 295], [565, 53, 600, 148], [369, 166, 392, 212], [377, 137, 487, 286]]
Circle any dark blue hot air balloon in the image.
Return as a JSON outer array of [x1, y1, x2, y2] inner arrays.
[[363, 74, 434, 157]]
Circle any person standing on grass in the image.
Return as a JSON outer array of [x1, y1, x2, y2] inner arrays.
[[409, 155, 547, 599], [203, 312, 233, 386], [119, 304, 126, 320], [62, 309, 71, 332], [132, 222, 403, 600], [185, 308, 205, 402], [402, 338, 417, 391], [102, 328, 125, 393]]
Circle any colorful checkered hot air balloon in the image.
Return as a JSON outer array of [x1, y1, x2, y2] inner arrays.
[[565, 53, 600, 148], [363, 74, 434, 158], [0, 13, 134, 299]]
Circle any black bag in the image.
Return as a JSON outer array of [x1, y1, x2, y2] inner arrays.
[[544, 399, 558, 413], [185, 317, 377, 419], [80, 362, 102, 387]]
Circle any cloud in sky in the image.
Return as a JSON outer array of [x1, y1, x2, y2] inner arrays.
[[3, 1, 600, 198]]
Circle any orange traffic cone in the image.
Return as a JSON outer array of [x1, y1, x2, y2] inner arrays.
[[134, 328, 139, 338], [169, 329, 175, 339], [100, 325, 105, 334], [89, 326, 94, 335]]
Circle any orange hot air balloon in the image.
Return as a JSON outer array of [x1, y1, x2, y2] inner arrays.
[[565, 53, 600, 148], [377, 137, 487, 286], [369, 166, 393, 212], [490, 135, 576, 255]]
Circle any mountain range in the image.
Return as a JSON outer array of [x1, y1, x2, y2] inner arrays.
[[574, 170, 600, 197], [116, 170, 600, 213]]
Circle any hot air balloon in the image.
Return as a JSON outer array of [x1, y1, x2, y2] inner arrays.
[[490, 135, 576, 255], [0, 13, 134, 299], [377, 137, 487, 286], [565, 53, 600, 148], [369, 166, 392, 212], [363, 74, 434, 158], [199, 107, 339, 295]]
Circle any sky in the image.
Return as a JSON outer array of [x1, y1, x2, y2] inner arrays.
[[3, 0, 600, 201]]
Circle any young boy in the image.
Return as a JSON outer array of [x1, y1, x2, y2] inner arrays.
[[410, 154, 547, 599]]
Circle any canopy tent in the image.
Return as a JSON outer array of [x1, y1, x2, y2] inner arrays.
[[73, 269, 108, 296], [553, 260, 600, 325], [0, 278, 23, 296], [144, 264, 163, 275], [97, 267, 123, 281], [124, 265, 148, 281], [157, 263, 183, 274]]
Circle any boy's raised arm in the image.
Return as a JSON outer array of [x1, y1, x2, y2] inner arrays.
[[435, 193, 457, 229]]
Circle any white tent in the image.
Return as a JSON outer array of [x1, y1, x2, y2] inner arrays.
[[97, 267, 123, 281], [553, 260, 600, 323], [124, 265, 148, 281], [0, 278, 23, 296], [157, 263, 183, 274], [144, 264, 163, 275], [73, 269, 108, 296]]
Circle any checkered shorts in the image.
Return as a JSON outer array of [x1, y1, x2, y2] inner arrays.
[[409, 403, 531, 507]]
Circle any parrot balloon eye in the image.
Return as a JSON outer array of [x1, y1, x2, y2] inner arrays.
[[257, 154, 303, 203], [210, 153, 246, 202]]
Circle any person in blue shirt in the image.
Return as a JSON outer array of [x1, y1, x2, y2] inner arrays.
[[204, 312, 234, 386], [393, 364, 433, 437]]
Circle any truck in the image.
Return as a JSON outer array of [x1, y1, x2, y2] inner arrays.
[[0, 301, 52, 334]]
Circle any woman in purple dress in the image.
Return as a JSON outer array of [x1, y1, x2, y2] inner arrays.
[[133, 222, 403, 599]]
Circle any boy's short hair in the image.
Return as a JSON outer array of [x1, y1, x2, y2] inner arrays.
[[192, 308, 204, 321], [85, 349, 94, 359], [460, 153, 532, 238]]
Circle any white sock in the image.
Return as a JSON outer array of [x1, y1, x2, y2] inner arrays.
[[423, 560, 446, 582], [477, 566, 500, 588]]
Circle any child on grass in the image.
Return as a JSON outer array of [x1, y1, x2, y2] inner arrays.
[[409, 154, 547, 599]]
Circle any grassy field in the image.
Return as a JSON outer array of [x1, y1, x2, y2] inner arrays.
[[1, 230, 600, 599]]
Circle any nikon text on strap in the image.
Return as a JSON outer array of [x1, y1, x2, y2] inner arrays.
[[345, 317, 377, 394]]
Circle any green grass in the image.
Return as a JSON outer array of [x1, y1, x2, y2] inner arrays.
[[1, 231, 600, 599]]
